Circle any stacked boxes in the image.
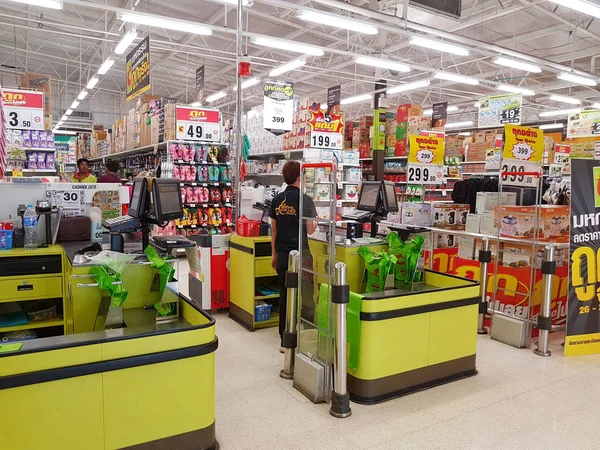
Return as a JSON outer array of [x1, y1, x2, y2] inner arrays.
[[432, 203, 470, 230], [351, 115, 371, 150], [281, 98, 321, 152], [246, 105, 285, 154], [396, 104, 427, 157]]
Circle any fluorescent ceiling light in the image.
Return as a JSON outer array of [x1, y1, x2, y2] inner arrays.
[[77, 90, 88, 100], [434, 72, 479, 85], [496, 84, 535, 96], [9, 0, 62, 9], [539, 108, 581, 117], [298, 10, 378, 35], [492, 57, 542, 73], [115, 29, 138, 55], [593, 103, 600, 109], [386, 79, 430, 95], [354, 56, 411, 73], [549, 94, 581, 105], [61, 115, 68, 121], [539, 123, 565, 130], [445, 121, 473, 128], [269, 58, 306, 77], [474, 102, 480, 108], [253, 37, 324, 56], [65, 109, 73, 116], [557, 72, 597, 87], [190, 102, 201, 107], [233, 77, 260, 91], [547, 0, 600, 19], [423, 106, 458, 115], [98, 58, 115, 75], [54, 130, 77, 135], [340, 94, 372, 105], [206, 91, 227, 102], [213, 0, 250, 5], [410, 37, 470, 56], [71, 100, 80, 109], [118, 12, 213, 35], [86, 77, 99, 89], [458, 132, 471, 136]]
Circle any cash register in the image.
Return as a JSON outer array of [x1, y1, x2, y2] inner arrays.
[[104, 177, 194, 252], [343, 180, 398, 238]]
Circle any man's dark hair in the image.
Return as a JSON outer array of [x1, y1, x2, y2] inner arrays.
[[106, 161, 119, 173], [282, 160, 300, 185], [77, 158, 89, 168]]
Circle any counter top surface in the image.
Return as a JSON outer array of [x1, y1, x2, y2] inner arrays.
[[309, 236, 387, 248], [62, 240, 168, 267]]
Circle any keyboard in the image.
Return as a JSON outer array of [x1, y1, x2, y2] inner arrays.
[[153, 235, 196, 249], [102, 215, 140, 232]]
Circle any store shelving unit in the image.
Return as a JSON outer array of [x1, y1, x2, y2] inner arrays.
[[89, 142, 168, 162]]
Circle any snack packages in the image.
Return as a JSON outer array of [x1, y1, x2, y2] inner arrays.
[[358, 246, 397, 293], [386, 233, 425, 284]]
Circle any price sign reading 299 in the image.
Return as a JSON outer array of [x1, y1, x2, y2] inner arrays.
[[176, 106, 221, 143]]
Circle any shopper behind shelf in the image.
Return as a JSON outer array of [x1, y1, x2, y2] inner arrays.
[[97, 160, 121, 184], [270, 161, 317, 351], [72, 158, 97, 183]]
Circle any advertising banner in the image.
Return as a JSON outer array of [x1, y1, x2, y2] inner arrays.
[[196, 65, 205, 105], [327, 85, 340, 116], [407, 134, 444, 184], [565, 159, 600, 356], [2, 89, 44, 130], [478, 93, 522, 129], [431, 102, 448, 128], [262, 80, 294, 135], [567, 109, 600, 138], [175, 106, 220, 142], [501, 125, 543, 188], [126, 36, 151, 102]]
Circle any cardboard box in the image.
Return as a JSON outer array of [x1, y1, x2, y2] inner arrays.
[[541, 205, 570, 242], [496, 206, 544, 239], [435, 233, 458, 249], [432, 203, 470, 229], [386, 134, 396, 147], [359, 115, 374, 127], [164, 103, 176, 118], [401, 202, 432, 226], [394, 140, 407, 156], [479, 211, 495, 235], [475, 192, 517, 214], [502, 243, 531, 268]]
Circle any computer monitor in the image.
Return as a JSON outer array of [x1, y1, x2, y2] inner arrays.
[[153, 178, 184, 223], [129, 177, 148, 219], [381, 181, 399, 213], [357, 181, 382, 212]]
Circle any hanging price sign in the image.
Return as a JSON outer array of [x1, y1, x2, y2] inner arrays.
[[308, 110, 344, 150], [263, 80, 294, 135], [408, 134, 445, 185], [176, 106, 221, 142], [501, 125, 543, 187], [2, 89, 44, 130], [478, 93, 522, 129]]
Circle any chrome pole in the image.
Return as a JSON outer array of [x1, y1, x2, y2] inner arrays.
[[534, 245, 555, 357], [280, 250, 300, 379], [234, 0, 244, 218], [477, 237, 491, 334], [330, 262, 351, 418]]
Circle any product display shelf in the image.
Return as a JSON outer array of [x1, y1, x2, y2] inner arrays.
[[88, 141, 168, 162], [0, 318, 64, 333], [248, 149, 303, 159], [228, 234, 280, 331]]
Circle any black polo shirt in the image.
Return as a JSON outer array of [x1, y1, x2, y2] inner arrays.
[[269, 186, 317, 253]]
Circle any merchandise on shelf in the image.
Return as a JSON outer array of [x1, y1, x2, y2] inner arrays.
[[283, 99, 322, 152], [432, 203, 470, 230], [244, 105, 284, 154], [5, 129, 56, 173]]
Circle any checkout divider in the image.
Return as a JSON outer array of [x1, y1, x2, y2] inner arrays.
[[0, 180, 219, 450]]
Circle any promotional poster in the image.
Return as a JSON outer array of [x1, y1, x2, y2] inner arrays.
[[431, 102, 448, 128], [126, 36, 151, 102]]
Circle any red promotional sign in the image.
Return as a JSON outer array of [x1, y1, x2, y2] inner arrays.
[[175, 106, 220, 142], [2, 89, 44, 130]]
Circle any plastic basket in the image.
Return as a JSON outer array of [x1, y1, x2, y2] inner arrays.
[[255, 302, 272, 322], [236, 216, 261, 237], [0, 230, 13, 250]]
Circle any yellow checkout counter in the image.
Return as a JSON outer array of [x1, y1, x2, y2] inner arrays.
[[0, 243, 218, 450]]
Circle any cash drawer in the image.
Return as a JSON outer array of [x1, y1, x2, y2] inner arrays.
[[0, 277, 63, 302], [0, 255, 62, 277]]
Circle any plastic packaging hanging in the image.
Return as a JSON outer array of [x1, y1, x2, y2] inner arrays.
[[386, 233, 425, 284], [358, 246, 397, 293], [87, 251, 136, 307]]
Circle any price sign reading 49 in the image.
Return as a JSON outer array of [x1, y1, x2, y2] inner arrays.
[[176, 106, 220, 142]]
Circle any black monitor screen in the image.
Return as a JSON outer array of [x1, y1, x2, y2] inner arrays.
[[382, 181, 399, 213], [129, 178, 147, 219], [357, 182, 381, 212], [154, 179, 183, 222]]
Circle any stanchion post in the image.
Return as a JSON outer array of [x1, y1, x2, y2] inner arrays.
[[477, 237, 491, 335], [330, 262, 351, 418], [534, 245, 555, 357], [280, 251, 300, 379]]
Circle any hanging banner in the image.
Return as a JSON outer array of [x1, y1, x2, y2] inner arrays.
[[196, 65, 205, 105], [567, 109, 600, 138], [565, 159, 600, 356], [2, 89, 44, 130], [555, 143, 571, 174], [431, 102, 448, 128], [175, 106, 220, 142], [478, 93, 522, 129], [262, 80, 294, 136], [501, 125, 543, 187], [126, 36, 151, 102], [407, 134, 445, 184], [308, 110, 344, 150], [327, 85, 341, 116]]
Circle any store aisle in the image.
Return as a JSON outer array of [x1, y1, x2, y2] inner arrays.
[[212, 316, 600, 450]]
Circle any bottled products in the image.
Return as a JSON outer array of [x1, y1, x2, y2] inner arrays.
[[23, 205, 37, 250]]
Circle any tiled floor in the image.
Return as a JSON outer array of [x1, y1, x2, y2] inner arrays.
[[212, 314, 600, 449]]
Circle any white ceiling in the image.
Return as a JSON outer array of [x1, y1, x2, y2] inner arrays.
[[0, 0, 599, 128]]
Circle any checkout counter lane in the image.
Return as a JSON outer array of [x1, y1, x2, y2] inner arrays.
[[0, 177, 218, 450]]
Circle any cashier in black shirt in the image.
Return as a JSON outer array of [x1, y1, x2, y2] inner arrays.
[[270, 161, 317, 349]]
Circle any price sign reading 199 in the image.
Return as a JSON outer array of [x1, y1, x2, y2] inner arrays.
[[310, 131, 342, 150]]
